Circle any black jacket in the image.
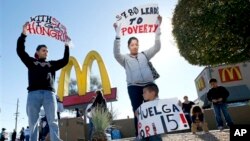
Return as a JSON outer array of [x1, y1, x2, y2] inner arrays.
[[192, 113, 204, 123], [17, 33, 69, 92], [207, 86, 229, 104], [182, 101, 195, 114]]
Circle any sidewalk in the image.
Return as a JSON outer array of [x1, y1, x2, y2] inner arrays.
[[113, 129, 229, 141]]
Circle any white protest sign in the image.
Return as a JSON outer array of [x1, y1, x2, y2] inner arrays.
[[137, 98, 190, 138], [116, 4, 159, 36], [26, 15, 71, 43]]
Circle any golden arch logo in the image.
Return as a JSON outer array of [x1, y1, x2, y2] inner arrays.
[[57, 50, 116, 107], [196, 76, 205, 91], [219, 66, 242, 83]]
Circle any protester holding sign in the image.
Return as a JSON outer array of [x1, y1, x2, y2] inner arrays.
[[138, 83, 162, 141], [136, 84, 190, 139], [16, 22, 69, 141], [113, 14, 162, 136]]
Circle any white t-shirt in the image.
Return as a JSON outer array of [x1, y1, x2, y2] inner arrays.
[[24, 128, 30, 136], [57, 102, 64, 112], [85, 103, 93, 123]]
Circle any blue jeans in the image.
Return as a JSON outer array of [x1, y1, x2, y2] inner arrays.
[[212, 103, 234, 127], [88, 118, 94, 141], [25, 135, 30, 141], [27, 90, 61, 141]]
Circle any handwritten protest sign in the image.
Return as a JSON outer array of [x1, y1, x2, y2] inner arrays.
[[26, 15, 71, 43], [115, 4, 159, 36], [137, 98, 190, 138]]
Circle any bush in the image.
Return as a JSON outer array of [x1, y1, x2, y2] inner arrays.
[[91, 106, 112, 141], [172, 0, 250, 66]]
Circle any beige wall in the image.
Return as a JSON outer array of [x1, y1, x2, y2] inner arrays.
[[204, 105, 250, 130], [112, 118, 136, 138], [59, 118, 86, 141]]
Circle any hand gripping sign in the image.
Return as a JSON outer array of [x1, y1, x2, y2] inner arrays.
[[137, 98, 189, 138], [26, 15, 71, 43], [115, 4, 160, 36]]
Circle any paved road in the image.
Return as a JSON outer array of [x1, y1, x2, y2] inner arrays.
[[113, 129, 229, 141]]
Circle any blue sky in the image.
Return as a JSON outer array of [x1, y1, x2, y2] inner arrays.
[[0, 0, 204, 132]]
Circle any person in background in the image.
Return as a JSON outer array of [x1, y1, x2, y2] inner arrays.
[[87, 90, 108, 140], [90, 90, 107, 111], [24, 126, 30, 141], [136, 83, 162, 141], [75, 108, 82, 118], [11, 129, 16, 141], [41, 116, 50, 141], [191, 105, 209, 134], [207, 78, 234, 131], [85, 96, 96, 141], [19, 127, 25, 141], [0, 128, 7, 141], [113, 15, 162, 137], [181, 96, 195, 128], [56, 95, 64, 119]]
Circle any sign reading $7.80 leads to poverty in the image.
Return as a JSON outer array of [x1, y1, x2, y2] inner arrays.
[[26, 15, 71, 43], [116, 4, 160, 36], [137, 98, 190, 138]]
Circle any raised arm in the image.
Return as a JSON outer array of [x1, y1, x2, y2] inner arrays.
[[142, 15, 162, 60], [50, 45, 69, 71], [16, 22, 34, 68], [113, 23, 125, 67]]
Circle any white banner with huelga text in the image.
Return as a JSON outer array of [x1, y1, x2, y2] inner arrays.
[[137, 98, 190, 138]]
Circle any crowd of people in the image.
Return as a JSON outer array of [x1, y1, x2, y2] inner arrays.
[[0, 127, 30, 141], [1, 13, 235, 141], [178, 78, 234, 135]]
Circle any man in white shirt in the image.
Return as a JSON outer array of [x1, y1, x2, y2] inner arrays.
[[24, 127, 30, 141]]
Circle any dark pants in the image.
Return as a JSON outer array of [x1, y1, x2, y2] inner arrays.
[[184, 114, 192, 128], [213, 103, 234, 127], [25, 135, 30, 141], [57, 112, 60, 119], [41, 125, 49, 141], [127, 85, 144, 136], [88, 119, 94, 141], [141, 135, 162, 141]]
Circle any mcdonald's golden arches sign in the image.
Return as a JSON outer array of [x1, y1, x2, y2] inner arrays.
[[57, 51, 117, 107], [218, 66, 242, 83], [196, 76, 206, 91]]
